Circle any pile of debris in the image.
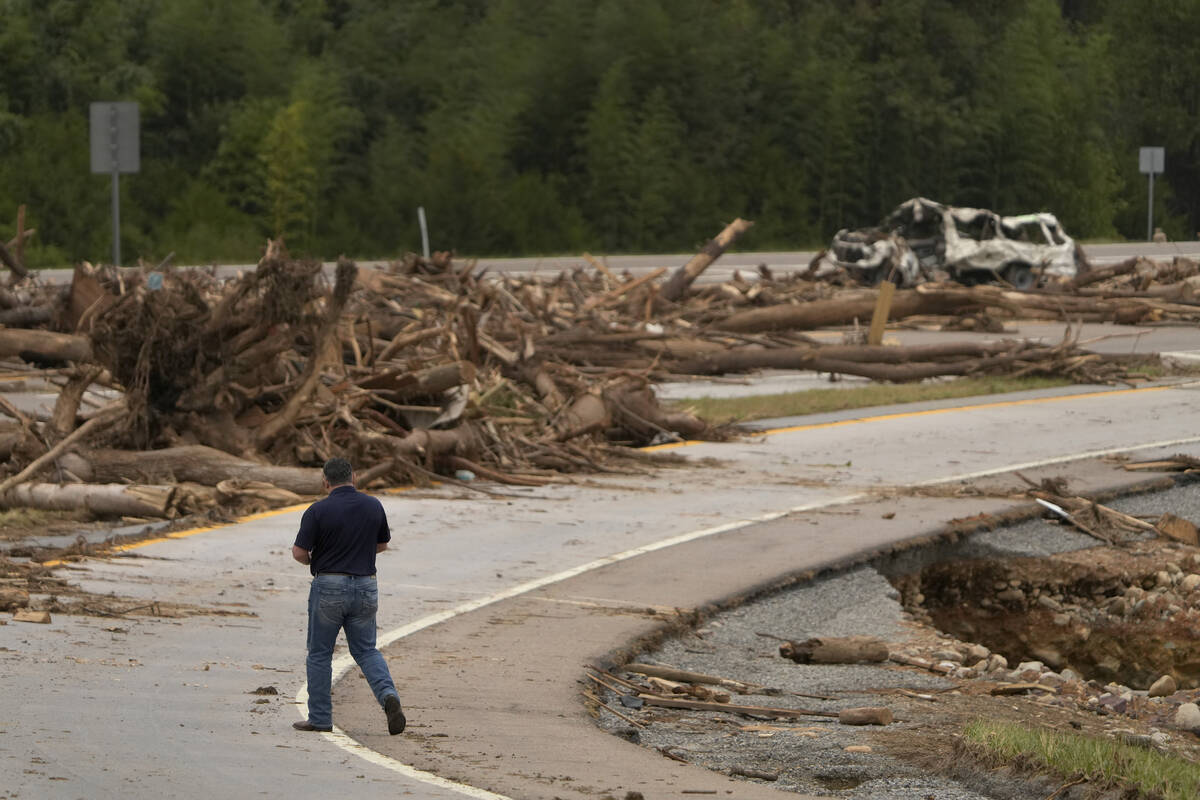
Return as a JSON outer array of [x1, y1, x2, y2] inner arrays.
[[0, 220, 1184, 523]]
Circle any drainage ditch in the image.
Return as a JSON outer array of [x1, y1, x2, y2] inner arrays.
[[593, 481, 1200, 799]]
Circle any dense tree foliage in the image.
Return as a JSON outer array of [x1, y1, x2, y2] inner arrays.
[[0, 0, 1191, 266]]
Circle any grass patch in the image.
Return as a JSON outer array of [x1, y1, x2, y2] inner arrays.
[[669, 375, 1074, 424], [963, 719, 1200, 800]]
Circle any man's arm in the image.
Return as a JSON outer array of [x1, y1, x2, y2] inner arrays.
[[292, 545, 311, 565], [376, 542, 388, 554]]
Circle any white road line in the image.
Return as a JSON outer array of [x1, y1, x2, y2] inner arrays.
[[916, 435, 1200, 486], [298, 406, 1200, 797]]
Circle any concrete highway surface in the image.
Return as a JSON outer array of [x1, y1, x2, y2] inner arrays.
[[31, 241, 1200, 285], [3, 373, 1200, 798]]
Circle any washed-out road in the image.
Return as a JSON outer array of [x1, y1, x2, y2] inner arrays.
[[3, 374, 1200, 798]]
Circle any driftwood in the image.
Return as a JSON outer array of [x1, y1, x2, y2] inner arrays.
[[0, 400, 126, 495], [0, 329, 93, 363], [0, 482, 176, 518], [779, 636, 890, 664], [623, 663, 761, 693], [837, 706, 893, 726], [661, 218, 754, 301], [0, 238, 28, 278], [635, 694, 838, 719], [59, 446, 324, 495]]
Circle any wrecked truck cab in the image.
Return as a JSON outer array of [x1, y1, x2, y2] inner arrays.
[[806, 229, 923, 287], [885, 197, 1081, 287]]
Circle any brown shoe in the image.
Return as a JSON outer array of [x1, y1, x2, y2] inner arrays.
[[293, 719, 332, 732]]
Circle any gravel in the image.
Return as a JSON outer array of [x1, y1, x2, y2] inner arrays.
[[599, 481, 1200, 799]]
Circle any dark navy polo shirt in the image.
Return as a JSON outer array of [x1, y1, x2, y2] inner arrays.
[[294, 485, 391, 577]]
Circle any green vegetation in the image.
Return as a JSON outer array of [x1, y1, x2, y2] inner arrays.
[[0, 1, 1197, 266], [963, 719, 1200, 800], [670, 376, 1073, 424]]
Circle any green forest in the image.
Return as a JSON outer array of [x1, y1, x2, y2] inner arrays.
[[1, 0, 1197, 267]]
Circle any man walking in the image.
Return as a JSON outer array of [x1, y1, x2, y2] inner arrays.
[[291, 457, 406, 735]]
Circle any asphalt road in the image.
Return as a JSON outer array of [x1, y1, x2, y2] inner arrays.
[[30, 241, 1200, 285], [3, 379, 1200, 798]]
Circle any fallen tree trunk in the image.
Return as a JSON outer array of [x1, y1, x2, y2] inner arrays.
[[715, 286, 976, 332], [0, 400, 126, 495], [0, 238, 28, 278], [0, 306, 52, 327], [779, 636, 891, 664], [1071, 257, 1139, 288], [0, 482, 176, 517], [661, 218, 754, 302], [0, 329, 94, 363], [62, 445, 325, 495], [673, 341, 1027, 375]]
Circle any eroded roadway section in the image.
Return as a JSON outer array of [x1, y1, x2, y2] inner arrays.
[[2, 381, 1199, 798]]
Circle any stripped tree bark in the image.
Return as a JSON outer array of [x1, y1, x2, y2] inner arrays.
[[661, 218, 754, 302], [0, 482, 176, 517]]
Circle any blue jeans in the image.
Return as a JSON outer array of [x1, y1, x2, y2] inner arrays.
[[305, 574, 399, 727]]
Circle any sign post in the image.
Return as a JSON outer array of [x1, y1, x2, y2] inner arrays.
[[417, 206, 431, 259], [1139, 146, 1165, 242], [90, 102, 140, 266]]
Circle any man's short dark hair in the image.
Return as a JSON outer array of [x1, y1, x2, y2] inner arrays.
[[323, 457, 353, 486]]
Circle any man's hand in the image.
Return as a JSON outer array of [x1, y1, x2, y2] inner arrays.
[[292, 545, 311, 565]]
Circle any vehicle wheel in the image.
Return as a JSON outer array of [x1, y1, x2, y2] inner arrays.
[[1002, 263, 1034, 290]]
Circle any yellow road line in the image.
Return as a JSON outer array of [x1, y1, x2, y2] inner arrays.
[[39, 383, 1178, 561], [40, 487, 415, 565], [643, 383, 1176, 451]]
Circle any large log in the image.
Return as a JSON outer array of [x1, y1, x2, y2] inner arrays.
[[780, 636, 891, 664], [715, 286, 975, 332], [0, 306, 52, 327], [0, 329, 94, 363], [671, 341, 1038, 376], [0, 238, 28, 278], [64, 445, 325, 495], [661, 218, 754, 302], [0, 482, 176, 518]]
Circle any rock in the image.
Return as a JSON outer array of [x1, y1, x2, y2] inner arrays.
[[1060, 668, 1083, 683], [1016, 660, 1046, 674], [931, 649, 963, 663], [844, 745, 872, 753], [1126, 586, 1145, 602], [1166, 562, 1182, 575], [1156, 571, 1173, 589], [1037, 595, 1063, 612], [838, 707, 893, 726], [1151, 731, 1171, 748], [1181, 574, 1200, 593], [12, 609, 50, 624], [1107, 597, 1128, 616], [964, 643, 990, 665], [1038, 672, 1066, 688], [0, 586, 30, 612], [1148, 675, 1177, 698], [985, 654, 1008, 672], [1097, 694, 1128, 714], [1052, 613, 1071, 627], [1174, 703, 1200, 731], [1097, 656, 1122, 677], [1031, 649, 1065, 671], [953, 667, 979, 680], [997, 588, 1025, 603]]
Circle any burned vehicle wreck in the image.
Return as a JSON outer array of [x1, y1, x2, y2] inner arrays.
[[808, 198, 1086, 289]]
